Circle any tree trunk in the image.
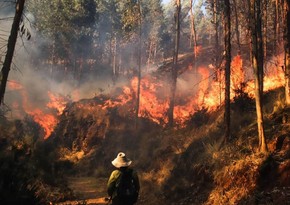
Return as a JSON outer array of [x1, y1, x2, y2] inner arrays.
[[135, 0, 142, 129], [274, 0, 280, 54], [147, 40, 152, 71], [168, 0, 181, 127], [249, 0, 268, 153], [232, 0, 241, 54], [0, 0, 26, 105], [113, 36, 117, 76], [50, 40, 55, 79], [153, 42, 157, 63], [285, 0, 290, 105], [109, 34, 113, 71], [214, 0, 220, 67], [190, 0, 198, 62], [224, 0, 231, 142], [257, 0, 264, 95], [263, 0, 268, 71]]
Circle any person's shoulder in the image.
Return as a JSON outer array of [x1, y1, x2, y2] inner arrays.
[[111, 169, 121, 176]]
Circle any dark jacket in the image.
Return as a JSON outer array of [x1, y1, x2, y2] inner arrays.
[[107, 167, 140, 205]]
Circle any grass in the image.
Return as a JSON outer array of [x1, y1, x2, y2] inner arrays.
[[2, 84, 289, 204], [131, 88, 290, 205]]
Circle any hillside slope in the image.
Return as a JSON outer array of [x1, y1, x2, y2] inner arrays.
[[1, 48, 289, 205], [137, 89, 290, 205], [46, 47, 290, 204], [48, 88, 289, 205]]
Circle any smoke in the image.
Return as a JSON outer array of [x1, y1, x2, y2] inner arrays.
[[0, 1, 14, 58], [177, 68, 202, 96], [0, 2, 120, 119], [0, 0, 14, 15], [1, 1, 212, 126]]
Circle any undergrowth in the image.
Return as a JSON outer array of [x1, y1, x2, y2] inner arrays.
[[138, 88, 290, 205]]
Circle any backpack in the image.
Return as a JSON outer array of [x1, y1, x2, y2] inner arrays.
[[116, 169, 138, 203]]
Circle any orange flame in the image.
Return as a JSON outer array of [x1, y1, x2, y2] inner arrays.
[[6, 54, 286, 135], [103, 55, 285, 126], [47, 92, 68, 115], [193, 45, 202, 57], [26, 109, 58, 139], [132, 77, 169, 124], [245, 57, 285, 97], [231, 55, 245, 92], [7, 80, 23, 90], [7, 82, 68, 139]]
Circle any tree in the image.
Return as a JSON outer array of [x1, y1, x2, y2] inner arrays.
[[0, 0, 26, 105], [207, 0, 222, 67], [224, 0, 231, 141], [190, 0, 198, 63], [262, 0, 268, 68], [168, 0, 181, 127], [232, 0, 241, 54], [285, 0, 290, 105], [27, 0, 97, 80], [248, 0, 268, 153], [145, 0, 164, 65], [274, 0, 282, 53], [205, 0, 223, 105], [135, 0, 142, 128], [107, 0, 122, 78]]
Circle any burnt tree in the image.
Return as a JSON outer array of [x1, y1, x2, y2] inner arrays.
[[190, 0, 198, 62], [249, 0, 268, 153], [232, 0, 241, 54], [224, 0, 231, 141], [135, 0, 142, 128], [0, 0, 26, 105], [168, 0, 181, 127], [285, 0, 290, 105]]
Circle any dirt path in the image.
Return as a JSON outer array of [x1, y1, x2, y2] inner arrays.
[[56, 177, 108, 205]]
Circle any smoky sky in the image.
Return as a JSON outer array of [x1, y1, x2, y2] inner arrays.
[[0, 0, 115, 130], [0, 1, 13, 65], [0, 0, 204, 121], [0, 0, 15, 16]]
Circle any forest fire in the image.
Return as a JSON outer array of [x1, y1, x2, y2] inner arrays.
[[5, 55, 286, 137], [7, 81, 68, 139], [131, 77, 169, 124], [26, 109, 58, 139], [245, 67, 285, 97], [47, 92, 69, 115], [2, 0, 289, 203], [97, 55, 285, 126]]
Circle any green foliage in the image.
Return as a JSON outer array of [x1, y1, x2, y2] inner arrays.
[[26, 0, 169, 79], [120, 0, 140, 34], [27, 0, 97, 65]]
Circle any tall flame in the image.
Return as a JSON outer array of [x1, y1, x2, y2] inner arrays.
[[5, 54, 286, 135], [7, 81, 69, 139], [132, 77, 169, 124], [101, 55, 285, 126], [47, 91, 68, 115]]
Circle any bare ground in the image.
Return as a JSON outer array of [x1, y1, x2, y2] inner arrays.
[[56, 177, 108, 205]]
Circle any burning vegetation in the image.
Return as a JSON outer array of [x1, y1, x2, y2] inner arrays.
[[2, 51, 289, 204], [5, 53, 286, 141], [1, 0, 290, 204]]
